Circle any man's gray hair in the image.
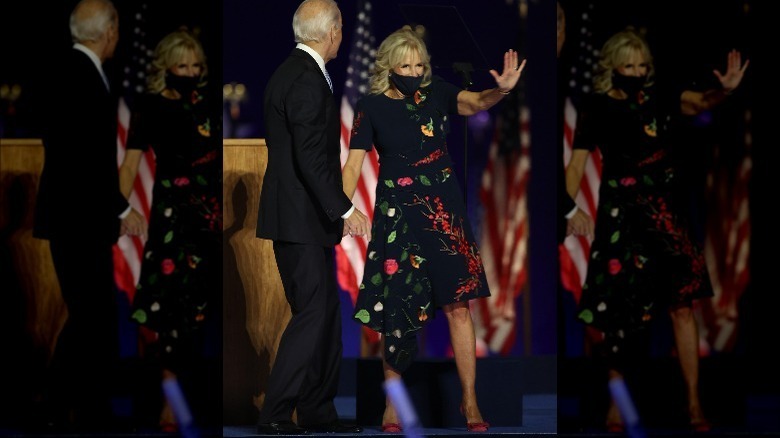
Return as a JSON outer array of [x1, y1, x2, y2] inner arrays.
[[292, 0, 340, 43], [70, 0, 117, 44]]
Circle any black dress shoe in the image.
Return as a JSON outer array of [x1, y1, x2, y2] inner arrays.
[[257, 421, 309, 435], [304, 421, 363, 433]]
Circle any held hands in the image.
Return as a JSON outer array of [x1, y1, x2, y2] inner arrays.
[[344, 208, 372, 242], [566, 208, 594, 239], [121, 208, 148, 239], [490, 49, 527, 93], [714, 49, 749, 93]]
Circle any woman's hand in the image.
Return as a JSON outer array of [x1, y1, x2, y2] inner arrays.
[[490, 49, 526, 93], [713, 49, 749, 93]]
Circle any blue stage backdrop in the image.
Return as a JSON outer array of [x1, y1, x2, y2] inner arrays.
[[224, 0, 559, 359]]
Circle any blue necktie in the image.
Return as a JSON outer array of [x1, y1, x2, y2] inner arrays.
[[324, 69, 333, 92]]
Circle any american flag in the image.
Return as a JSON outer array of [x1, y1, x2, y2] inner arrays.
[[698, 112, 751, 353], [472, 1, 529, 356], [113, 3, 155, 304], [335, 0, 381, 347], [559, 2, 601, 303], [475, 88, 529, 355]]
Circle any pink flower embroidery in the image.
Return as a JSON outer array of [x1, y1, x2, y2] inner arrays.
[[174, 177, 190, 187], [384, 259, 399, 275], [608, 259, 622, 275], [620, 177, 637, 186], [397, 177, 413, 187], [161, 259, 175, 275]]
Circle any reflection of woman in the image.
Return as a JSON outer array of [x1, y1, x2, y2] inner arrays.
[[566, 28, 747, 432], [119, 30, 221, 431], [343, 26, 525, 433]]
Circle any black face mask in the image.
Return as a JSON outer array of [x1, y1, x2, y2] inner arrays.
[[390, 73, 423, 97], [612, 72, 646, 97], [166, 73, 199, 97]]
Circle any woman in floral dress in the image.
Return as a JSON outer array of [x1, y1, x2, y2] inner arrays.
[[119, 30, 221, 430], [566, 28, 747, 431], [342, 26, 525, 432]]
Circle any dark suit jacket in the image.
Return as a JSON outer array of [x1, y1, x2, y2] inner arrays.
[[34, 48, 128, 245], [258, 49, 352, 247]]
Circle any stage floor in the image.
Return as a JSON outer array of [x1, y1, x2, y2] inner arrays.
[[223, 394, 557, 437]]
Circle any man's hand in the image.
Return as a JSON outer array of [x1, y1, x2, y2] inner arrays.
[[344, 208, 372, 241], [121, 208, 147, 239], [566, 208, 594, 239]]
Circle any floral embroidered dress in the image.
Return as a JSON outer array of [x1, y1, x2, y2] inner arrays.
[[128, 86, 222, 369], [573, 85, 712, 355], [350, 77, 490, 372]]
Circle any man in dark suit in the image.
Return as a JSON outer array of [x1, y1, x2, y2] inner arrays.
[[256, 0, 370, 434], [33, 0, 146, 429]]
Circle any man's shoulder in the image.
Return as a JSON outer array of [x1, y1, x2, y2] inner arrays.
[[269, 51, 319, 85]]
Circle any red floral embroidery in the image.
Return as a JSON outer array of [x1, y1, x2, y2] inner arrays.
[[638, 150, 666, 167], [351, 111, 364, 138], [192, 150, 218, 166], [608, 259, 622, 275], [384, 259, 399, 275], [412, 149, 444, 167], [174, 177, 190, 187], [409, 194, 483, 300], [619, 177, 637, 186], [642, 195, 706, 296], [397, 177, 413, 186], [161, 258, 175, 275]]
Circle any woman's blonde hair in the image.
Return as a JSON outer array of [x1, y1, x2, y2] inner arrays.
[[593, 27, 655, 94], [369, 25, 432, 95], [147, 30, 207, 94]]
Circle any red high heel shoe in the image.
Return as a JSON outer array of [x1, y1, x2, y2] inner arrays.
[[159, 420, 178, 433], [381, 423, 403, 433], [606, 421, 624, 433], [690, 419, 712, 433], [460, 405, 490, 432]]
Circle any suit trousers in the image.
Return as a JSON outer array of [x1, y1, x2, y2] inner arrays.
[[48, 237, 119, 419], [258, 242, 342, 426]]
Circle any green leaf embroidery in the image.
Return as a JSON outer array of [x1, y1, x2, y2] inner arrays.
[[610, 231, 620, 243], [402, 223, 408, 234], [164, 230, 174, 243], [383, 285, 389, 298], [418, 175, 431, 186], [578, 309, 594, 324], [400, 250, 408, 262], [355, 309, 370, 324], [197, 175, 208, 186], [413, 283, 423, 293], [643, 175, 654, 186], [406, 104, 417, 111], [387, 231, 397, 243], [405, 272, 413, 285], [161, 180, 172, 188], [379, 201, 389, 215], [608, 179, 618, 188], [384, 180, 395, 188], [371, 272, 382, 286], [131, 309, 147, 324]]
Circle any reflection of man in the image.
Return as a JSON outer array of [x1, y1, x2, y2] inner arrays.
[[557, 1, 593, 243], [33, 0, 146, 429], [256, 0, 368, 434]]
